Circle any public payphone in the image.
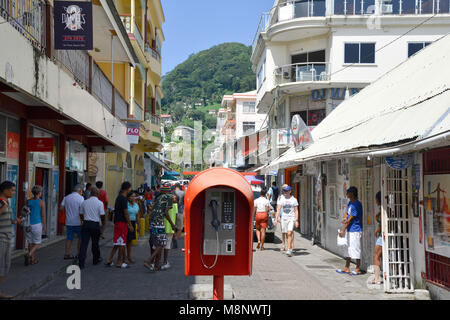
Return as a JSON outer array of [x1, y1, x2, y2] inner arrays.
[[203, 188, 236, 257]]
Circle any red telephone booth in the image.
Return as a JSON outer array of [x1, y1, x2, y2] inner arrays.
[[184, 168, 254, 298]]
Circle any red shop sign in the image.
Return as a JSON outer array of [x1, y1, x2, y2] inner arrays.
[[27, 138, 54, 152]]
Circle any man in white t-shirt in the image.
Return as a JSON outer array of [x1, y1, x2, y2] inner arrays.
[[60, 185, 84, 260], [275, 184, 299, 257]]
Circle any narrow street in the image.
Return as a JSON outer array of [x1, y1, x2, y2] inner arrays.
[[5, 222, 416, 300]]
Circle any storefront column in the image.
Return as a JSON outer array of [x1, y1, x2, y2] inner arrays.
[[16, 118, 29, 250], [57, 134, 66, 235]]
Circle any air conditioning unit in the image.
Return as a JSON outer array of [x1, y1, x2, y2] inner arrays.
[[381, 4, 393, 14]]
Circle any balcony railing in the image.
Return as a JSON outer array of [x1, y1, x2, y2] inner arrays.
[[132, 99, 143, 121], [252, 0, 450, 54], [144, 43, 161, 62], [55, 50, 90, 89], [115, 89, 129, 120], [133, 20, 143, 49], [92, 62, 113, 112], [274, 62, 330, 85], [0, 0, 46, 51], [150, 114, 160, 126]]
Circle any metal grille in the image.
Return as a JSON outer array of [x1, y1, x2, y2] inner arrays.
[[0, 0, 46, 51], [381, 165, 414, 293], [92, 62, 113, 112], [358, 168, 375, 225], [425, 252, 450, 288]]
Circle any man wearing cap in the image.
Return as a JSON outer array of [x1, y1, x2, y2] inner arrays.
[[275, 184, 299, 257], [144, 184, 177, 272], [337, 186, 363, 275]]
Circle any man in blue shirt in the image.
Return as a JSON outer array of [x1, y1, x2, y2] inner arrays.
[[337, 186, 363, 275]]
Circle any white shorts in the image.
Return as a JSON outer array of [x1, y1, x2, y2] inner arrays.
[[25, 223, 42, 244], [281, 219, 295, 233], [344, 231, 362, 259], [165, 233, 174, 250]]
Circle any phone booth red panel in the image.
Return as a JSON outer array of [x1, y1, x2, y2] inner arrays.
[[185, 168, 254, 276]]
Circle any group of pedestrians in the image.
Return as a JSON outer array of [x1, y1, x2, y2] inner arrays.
[[253, 182, 299, 256]]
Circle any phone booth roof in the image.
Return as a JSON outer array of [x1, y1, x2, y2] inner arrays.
[[185, 168, 254, 213]]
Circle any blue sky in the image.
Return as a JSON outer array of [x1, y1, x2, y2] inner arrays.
[[160, 0, 274, 76]]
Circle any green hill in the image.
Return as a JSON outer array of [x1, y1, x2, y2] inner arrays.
[[161, 42, 256, 123]]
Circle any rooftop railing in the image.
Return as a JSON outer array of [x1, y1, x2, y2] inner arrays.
[[144, 43, 161, 62]]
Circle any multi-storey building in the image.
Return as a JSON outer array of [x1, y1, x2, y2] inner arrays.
[[211, 91, 267, 170], [252, 0, 450, 295], [0, 0, 138, 249], [94, 0, 166, 193]]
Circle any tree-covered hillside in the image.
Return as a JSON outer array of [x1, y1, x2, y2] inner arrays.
[[161, 42, 256, 113]]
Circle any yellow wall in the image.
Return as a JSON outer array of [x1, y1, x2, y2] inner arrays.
[[97, 62, 128, 99]]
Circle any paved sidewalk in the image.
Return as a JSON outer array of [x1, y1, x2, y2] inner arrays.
[[1, 221, 115, 299]]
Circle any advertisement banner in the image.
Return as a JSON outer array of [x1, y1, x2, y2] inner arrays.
[[424, 174, 450, 258], [6, 132, 19, 159], [54, 1, 93, 50]]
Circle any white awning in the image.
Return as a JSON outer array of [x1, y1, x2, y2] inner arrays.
[[264, 34, 450, 168], [145, 153, 171, 171]]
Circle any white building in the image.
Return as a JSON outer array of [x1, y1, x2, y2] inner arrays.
[[253, 0, 450, 297]]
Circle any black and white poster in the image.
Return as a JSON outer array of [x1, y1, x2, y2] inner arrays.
[[54, 1, 93, 50]]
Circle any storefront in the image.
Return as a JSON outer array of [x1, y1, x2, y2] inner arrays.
[[65, 139, 87, 195], [0, 112, 20, 250], [422, 147, 450, 290]]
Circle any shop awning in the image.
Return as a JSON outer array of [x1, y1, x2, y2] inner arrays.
[[146, 152, 171, 171], [264, 34, 450, 168]]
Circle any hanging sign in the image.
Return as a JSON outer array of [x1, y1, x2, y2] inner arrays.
[[27, 138, 54, 152], [54, 1, 93, 50], [291, 114, 313, 151], [126, 122, 140, 145], [385, 154, 414, 170]]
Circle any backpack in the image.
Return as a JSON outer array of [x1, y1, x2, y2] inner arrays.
[[271, 186, 279, 202]]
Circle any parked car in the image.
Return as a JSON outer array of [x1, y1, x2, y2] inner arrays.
[[252, 185, 276, 243]]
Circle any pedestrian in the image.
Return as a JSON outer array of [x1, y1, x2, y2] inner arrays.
[[0, 181, 23, 299], [254, 187, 270, 251], [153, 184, 161, 200], [144, 184, 177, 272], [161, 193, 178, 270], [84, 183, 92, 200], [371, 191, 383, 284], [336, 186, 363, 276], [60, 184, 84, 260], [78, 186, 105, 269], [173, 183, 185, 243], [144, 187, 153, 207], [267, 181, 279, 209], [24, 185, 46, 266], [105, 182, 134, 269], [125, 191, 141, 264], [275, 184, 299, 257], [96, 181, 108, 239]]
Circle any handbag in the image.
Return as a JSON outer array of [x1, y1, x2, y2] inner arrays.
[[337, 229, 348, 246]]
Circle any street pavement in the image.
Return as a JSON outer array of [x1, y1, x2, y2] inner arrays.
[[4, 224, 419, 300]]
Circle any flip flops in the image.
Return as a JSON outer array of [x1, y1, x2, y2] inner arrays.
[[336, 269, 350, 274], [349, 271, 362, 276], [116, 263, 130, 269]]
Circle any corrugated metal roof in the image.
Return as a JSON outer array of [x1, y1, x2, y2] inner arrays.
[[267, 33, 450, 167]]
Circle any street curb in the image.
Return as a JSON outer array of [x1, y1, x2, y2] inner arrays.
[[12, 234, 115, 300], [11, 235, 66, 260]]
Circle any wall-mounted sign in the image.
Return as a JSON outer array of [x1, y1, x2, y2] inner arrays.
[[54, 1, 93, 50], [385, 154, 414, 170], [291, 114, 313, 151], [27, 138, 54, 152]]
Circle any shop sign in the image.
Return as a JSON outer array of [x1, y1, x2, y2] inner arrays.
[[54, 1, 93, 50], [385, 154, 414, 170], [6, 132, 19, 159], [126, 123, 140, 145], [27, 138, 54, 152], [291, 115, 313, 151]]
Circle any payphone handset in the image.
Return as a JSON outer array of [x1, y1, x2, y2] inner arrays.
[[201, 188, 236, 269]]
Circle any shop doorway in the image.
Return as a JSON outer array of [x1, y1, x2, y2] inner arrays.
[[35, 167, 50, 236], [65, 171, 79, 195], [0, 162, 6, 181]]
